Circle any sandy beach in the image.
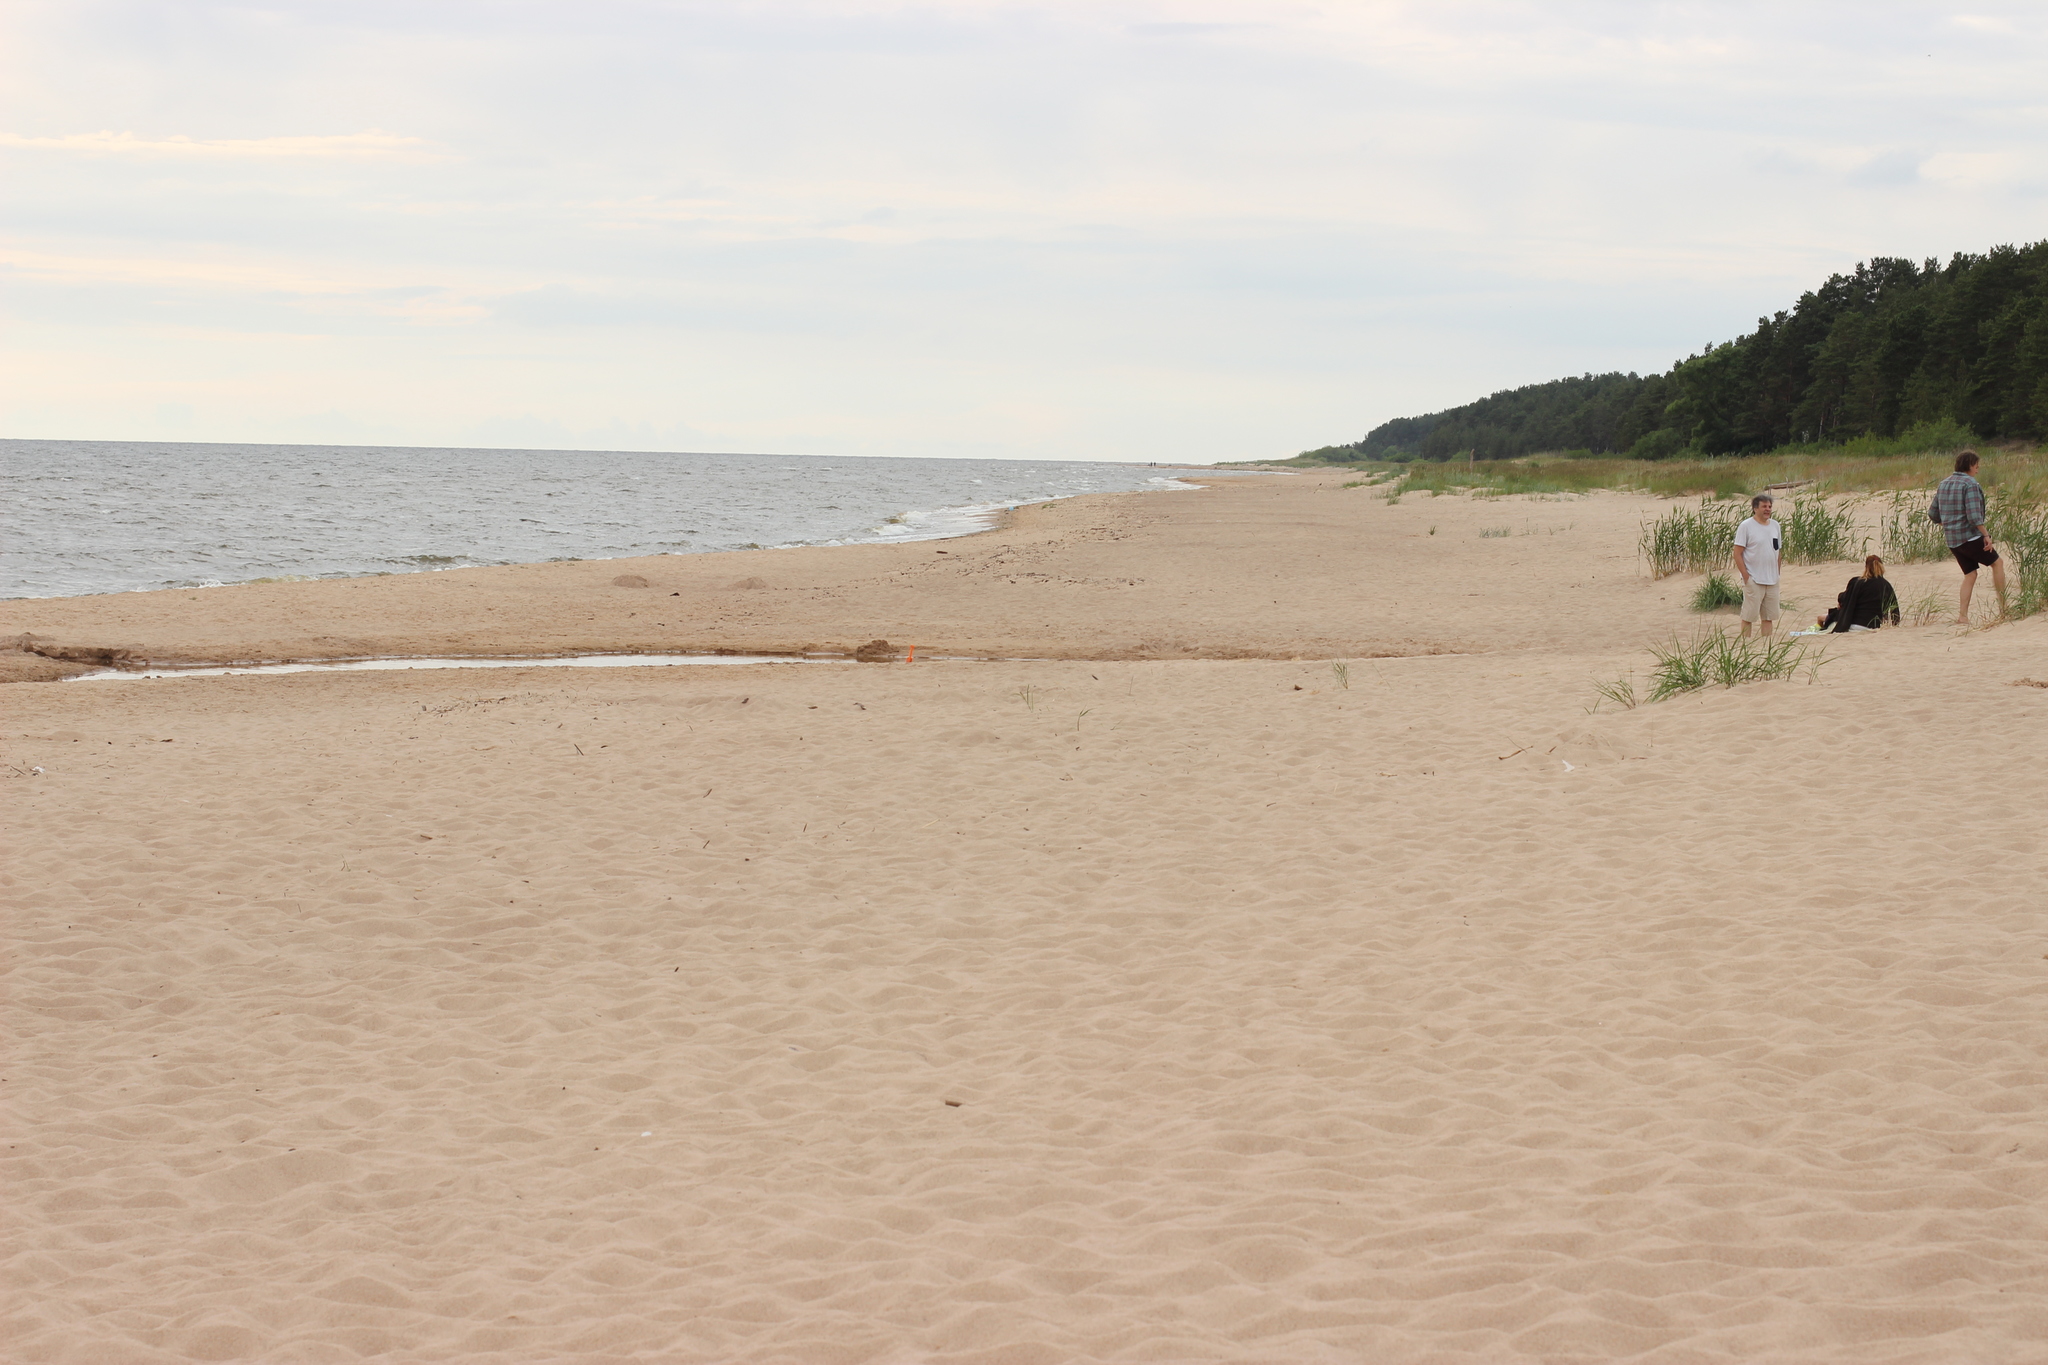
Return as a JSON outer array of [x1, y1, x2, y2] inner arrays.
[[5, 472, 2046, 1363]]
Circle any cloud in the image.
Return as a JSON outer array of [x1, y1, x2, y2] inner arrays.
[[1125, 22, 1267, 38], [2, 0, 2045, 457], [0, 130, 439, 159], [1920, 149, 2035, 191], [0, 248, 493, 324], [1848, 149, 1927, 186]]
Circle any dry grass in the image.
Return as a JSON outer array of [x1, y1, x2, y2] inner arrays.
[[1366, 445, 2046, 503]]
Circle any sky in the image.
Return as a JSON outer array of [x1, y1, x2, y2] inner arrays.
[[3, 1, 2045, 462]]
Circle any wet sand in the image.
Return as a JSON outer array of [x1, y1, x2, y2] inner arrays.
[[5, 472, 2046, 1362]]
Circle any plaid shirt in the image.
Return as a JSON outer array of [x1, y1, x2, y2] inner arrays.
[[1933, 472, 1987, 549]]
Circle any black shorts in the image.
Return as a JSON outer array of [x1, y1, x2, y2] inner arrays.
[[1952, 537, 2000, 573]]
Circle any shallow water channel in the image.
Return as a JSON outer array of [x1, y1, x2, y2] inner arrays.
[[66, 653, 855, 681]]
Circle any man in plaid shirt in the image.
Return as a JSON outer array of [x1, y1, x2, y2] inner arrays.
[[1933, 450, 2006, 623]]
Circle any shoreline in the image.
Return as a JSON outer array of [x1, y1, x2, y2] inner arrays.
[[2, 478, 1224, 680], [0, 486, 1169, 604], [0, 471, 2000, 684], [4, 439, 1219, 603]]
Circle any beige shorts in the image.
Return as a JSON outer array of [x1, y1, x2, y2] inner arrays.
[[1740, 579, 1780, 622]]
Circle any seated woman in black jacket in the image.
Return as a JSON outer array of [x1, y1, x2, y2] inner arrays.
[[1817, 555, 1901, 632]]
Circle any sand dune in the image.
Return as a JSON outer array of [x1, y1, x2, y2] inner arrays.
[[5, 476, 2046, 1362]]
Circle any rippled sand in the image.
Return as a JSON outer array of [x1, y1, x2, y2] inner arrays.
[[5, 474, 2045, 1362]]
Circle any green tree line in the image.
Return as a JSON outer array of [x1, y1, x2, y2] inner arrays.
[[1307, 241, 2048, 463]]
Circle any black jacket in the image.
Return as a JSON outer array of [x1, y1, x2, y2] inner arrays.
[[1826, 575, 1900, 631]]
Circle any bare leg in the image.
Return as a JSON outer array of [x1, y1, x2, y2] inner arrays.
[[1991, 558, 2009, 616], [1959, 569, 1976, 624], [1739, 620, 1754, 638], [1761, 617, 1774, 638]]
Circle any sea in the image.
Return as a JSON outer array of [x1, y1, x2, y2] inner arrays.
[[0, 440, 1200, 600]]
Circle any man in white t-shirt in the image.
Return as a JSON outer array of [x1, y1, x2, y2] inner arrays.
[[1731, 494, 1782, 638]]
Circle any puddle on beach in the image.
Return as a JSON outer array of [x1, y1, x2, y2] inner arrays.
[[67, 653, 856, 681]]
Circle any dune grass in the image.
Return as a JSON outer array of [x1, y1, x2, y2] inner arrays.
[[1780, 497, 1861, 565], [1363, 442, 2046, 503], [1988, 497, 2048, 620], [1875, 486, 2048, 619], [1641, 494, 1861, 579], [1901, 584, 1950, 626], [1593, 632, 1831, 711], [1354, 444, 2048, 621], [1690, 572, 1742, 612], [1878, 491, 1950, 564], [1640, 501, 1743, 578]]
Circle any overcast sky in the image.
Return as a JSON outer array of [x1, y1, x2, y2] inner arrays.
[[4, 1, 2044, 461]]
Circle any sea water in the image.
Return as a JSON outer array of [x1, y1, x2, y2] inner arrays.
[[0, 440, 1197, 599]]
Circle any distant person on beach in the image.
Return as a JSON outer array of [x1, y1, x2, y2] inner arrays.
[[1817, 555, 1900, 632], [1731, 494, 1782, 638], [1932, 450, 2007, 623]]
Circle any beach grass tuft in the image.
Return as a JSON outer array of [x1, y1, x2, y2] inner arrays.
[[1878, 491, 1949, 564], [1689, 572, 1743, 612], [1640, 500, 1742, 578], [1589, 674, 1641, 712], [1987, 494, 2048, 621], [1780, 497, 1860, 564], [1902, 584, 1950, 626], [1594, 631, 1830, 709]]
